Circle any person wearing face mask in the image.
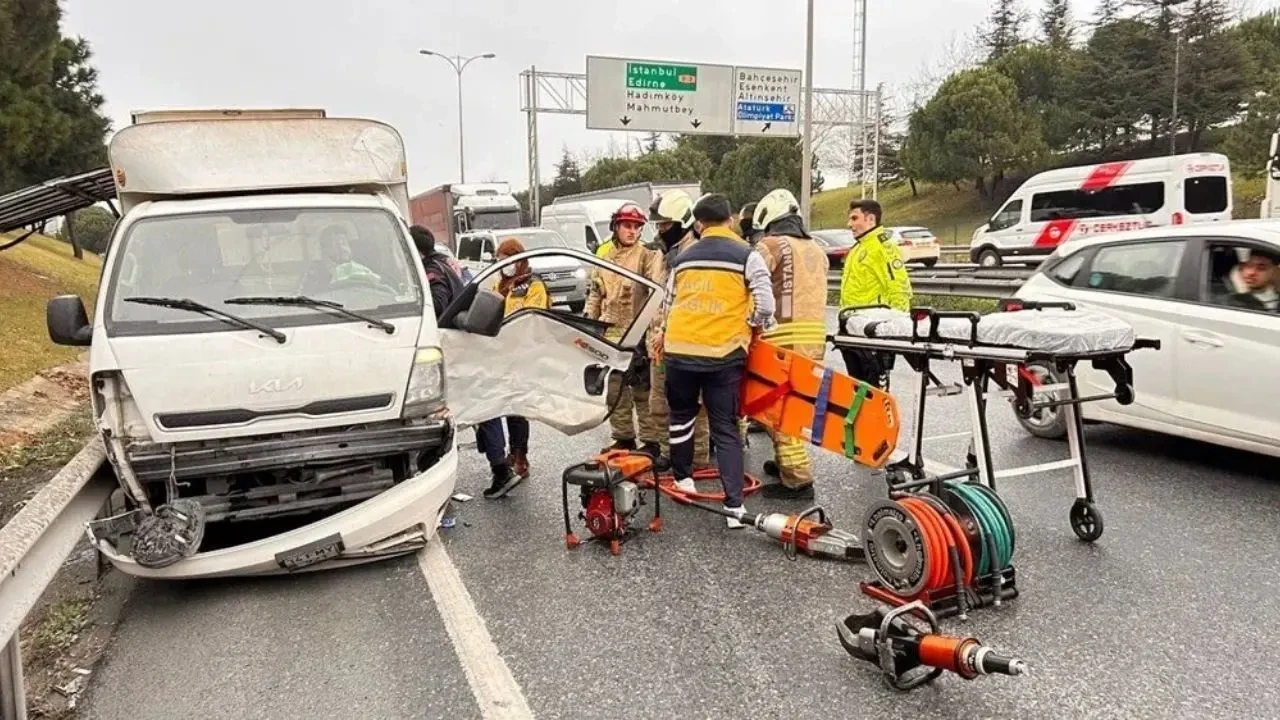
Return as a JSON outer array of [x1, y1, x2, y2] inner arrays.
[[643, 190, 713, 471], [738, 202, 764, 245], [586, 203, 666, 457]]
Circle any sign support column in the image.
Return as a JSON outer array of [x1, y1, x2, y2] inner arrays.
[[800, 0, 816, 224]]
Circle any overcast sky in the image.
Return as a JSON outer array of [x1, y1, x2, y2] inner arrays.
[[67, 0, 1256, 196]]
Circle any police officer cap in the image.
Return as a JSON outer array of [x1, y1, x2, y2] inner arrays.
[[692, 193, 733, 223]]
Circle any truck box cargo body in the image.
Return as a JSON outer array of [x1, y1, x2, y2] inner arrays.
[[551, 181, 702, 211], [409, 182, 522, 252]]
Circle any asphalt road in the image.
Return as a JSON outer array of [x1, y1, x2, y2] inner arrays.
[[79, 326, 1280, 719]]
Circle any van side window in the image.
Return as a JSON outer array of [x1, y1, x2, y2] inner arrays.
[[1030, 182, 1165, 222], [989, 200, 1022, 231], [1185, 177, 1228, 215], [1082, 240, 1185, 298], [584, 225, 600, 250], [1201, 242, 1280, 313]]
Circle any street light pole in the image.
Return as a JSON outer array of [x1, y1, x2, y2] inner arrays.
[[420, 50, 496, 183], [1171, 30, 1181, 156], [800, 0, 816, 225]]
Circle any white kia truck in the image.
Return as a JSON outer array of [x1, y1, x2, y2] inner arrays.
[[47, 110, 661, 579]]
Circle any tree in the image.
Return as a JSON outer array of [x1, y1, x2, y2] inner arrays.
[[1094, 0, 1120, 25], [642, 132, 662, 154], [901, 67, 1046, 198], [1221, 83, 1280, 177], [984, 0, 1025, 60], [992, 44, 1086, 153], [712, 138, 817, 209], [1040, 0, 1073, 47], [551, 147, 582, 197], [1075, 18, 1163, 151], [1175, 0, 1253, 150], [58, 205, 114, 254], [0, 0, 110, 194]]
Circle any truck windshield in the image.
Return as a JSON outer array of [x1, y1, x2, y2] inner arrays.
[[105, 207, 423, 336], [470, 210, 522, 231]]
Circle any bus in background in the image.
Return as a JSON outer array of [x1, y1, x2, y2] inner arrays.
[[970, 153, 1233, 267]]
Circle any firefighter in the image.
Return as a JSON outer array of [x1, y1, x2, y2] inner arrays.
[[643, 190, 712, 470], [658, 193, 776, 528], [738, 202, 765, 245], [751, 189, 829, 500], [587, 202, 665, 456], [839, 198, 913, 389]]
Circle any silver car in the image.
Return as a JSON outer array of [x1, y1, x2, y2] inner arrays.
[[456, 228, 589, 313]]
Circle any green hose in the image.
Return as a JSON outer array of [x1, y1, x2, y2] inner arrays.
[[944, 481, 1015, 574]]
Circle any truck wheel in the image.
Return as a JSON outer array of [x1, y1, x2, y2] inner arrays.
[[976, 248, 1003, 267]]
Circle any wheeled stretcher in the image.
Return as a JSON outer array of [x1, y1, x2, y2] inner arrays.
[[830, 300, 1162, 542]]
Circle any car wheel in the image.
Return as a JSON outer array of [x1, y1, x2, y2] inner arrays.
[[1015, 362, 1068, 440], [921, 258, 937, 268], [977, 248, 1003, 267], [569, 301, 585, 315]]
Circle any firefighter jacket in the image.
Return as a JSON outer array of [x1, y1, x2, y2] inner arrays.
[[661, 226, 776, 368], [755, 217, 830, 355], [587, 240, 664, 327], [503, 276, 550, 316], [838, 225, 913, 312]]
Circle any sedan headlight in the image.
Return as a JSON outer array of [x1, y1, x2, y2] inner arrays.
[[403, 346, 446, 418], [573, 267, 588, 281]]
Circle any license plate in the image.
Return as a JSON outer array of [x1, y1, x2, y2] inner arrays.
[[275, 533, 345, 570], [553, 295, 569, 304]]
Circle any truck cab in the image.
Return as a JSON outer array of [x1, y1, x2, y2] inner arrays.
[[47, 111, 661, 579]]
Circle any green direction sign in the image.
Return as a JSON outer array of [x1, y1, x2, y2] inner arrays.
[[626, 62, 698, 91]]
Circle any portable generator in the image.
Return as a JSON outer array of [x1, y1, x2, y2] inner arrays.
[[561, 451, 662, 555]]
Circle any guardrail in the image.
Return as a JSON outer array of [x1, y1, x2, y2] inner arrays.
[[827, 266, 1031, 299], [1, 439, 111, 720]]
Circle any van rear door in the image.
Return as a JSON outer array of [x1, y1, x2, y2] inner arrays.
[[1178, 156, 1232, 224]]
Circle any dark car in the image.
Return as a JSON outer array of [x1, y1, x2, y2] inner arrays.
[[811, 229, 856, 269]]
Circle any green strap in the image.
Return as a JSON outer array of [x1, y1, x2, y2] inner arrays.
[[843, 382, 870, 459]]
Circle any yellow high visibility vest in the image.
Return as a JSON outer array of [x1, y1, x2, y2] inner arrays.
[[663, 226, 754, 364]]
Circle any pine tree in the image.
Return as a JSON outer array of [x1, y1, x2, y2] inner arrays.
[[1041, 0, 1072, 47], [985, 0, 1025, 60], [1094, 0, 1120, 24], [551, 147, 583, 197], [643, 132, 662, 154]]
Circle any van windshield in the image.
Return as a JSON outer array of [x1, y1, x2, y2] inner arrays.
[[105, 207, 423, 336]]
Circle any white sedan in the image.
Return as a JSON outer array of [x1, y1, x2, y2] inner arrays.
[[1011, 221, 1280, 458]]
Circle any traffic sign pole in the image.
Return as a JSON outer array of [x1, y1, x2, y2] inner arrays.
[[800, 0, 816, 224]]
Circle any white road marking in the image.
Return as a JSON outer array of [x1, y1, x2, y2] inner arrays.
[[417, 541, 535, 719]]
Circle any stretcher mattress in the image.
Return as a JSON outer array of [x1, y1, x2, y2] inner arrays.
[[839, 307, 1136, 356]]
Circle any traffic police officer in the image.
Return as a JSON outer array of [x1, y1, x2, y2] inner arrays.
[[658, 193, 776, 528], [587, 202, 666, 456], [839, 198, 913, 388], [751, 189, 829, 500]]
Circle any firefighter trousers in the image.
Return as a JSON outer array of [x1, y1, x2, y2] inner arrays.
[[606, 328, 662, 446]]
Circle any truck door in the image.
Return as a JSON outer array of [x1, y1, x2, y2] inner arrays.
[[438, 248, 663, 435]]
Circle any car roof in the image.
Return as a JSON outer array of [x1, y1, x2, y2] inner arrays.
[[1056, 219, 1280, 256], [887, 226, 930, 232]]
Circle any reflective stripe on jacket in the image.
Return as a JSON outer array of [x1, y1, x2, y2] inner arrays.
[[662, 227, 755, 365], [756, 228, 829, 354]]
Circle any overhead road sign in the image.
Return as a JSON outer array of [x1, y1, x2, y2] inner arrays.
[[732, 66, 801, 136], [585, 55, 802, 137]]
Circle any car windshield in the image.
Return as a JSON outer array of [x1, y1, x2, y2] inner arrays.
[[499, 230, 569, 250], [105, 207, 423, 335], [898, 229, 935, 239]]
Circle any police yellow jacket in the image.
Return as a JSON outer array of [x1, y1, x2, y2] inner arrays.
[[839, 225, 912, 312]]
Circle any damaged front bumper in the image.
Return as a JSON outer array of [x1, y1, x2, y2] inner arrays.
[[87, 442, 459, 580]]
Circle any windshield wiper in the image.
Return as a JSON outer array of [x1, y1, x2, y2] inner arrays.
[[124, 296, 287, 344], [224, 296, 396, 334]]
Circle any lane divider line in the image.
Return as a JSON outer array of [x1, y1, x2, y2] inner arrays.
[[418, 541, 535, 719]]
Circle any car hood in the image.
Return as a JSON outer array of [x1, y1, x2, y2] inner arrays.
[[528, 255, 582, 271]]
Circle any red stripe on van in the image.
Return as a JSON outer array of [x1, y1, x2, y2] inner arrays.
[[1080, 161, 1132, 192], [1033, 218, 1077, 247]]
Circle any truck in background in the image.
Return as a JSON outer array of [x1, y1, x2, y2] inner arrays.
[[409, 182, 522, 252], [1262, 133, 1280, 219], [551, 181, 702, 212]]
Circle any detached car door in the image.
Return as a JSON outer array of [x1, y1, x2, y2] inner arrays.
[[439, 248, 663, 435]]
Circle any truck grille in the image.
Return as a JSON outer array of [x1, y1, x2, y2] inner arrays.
[[542, 271, 575, 282]]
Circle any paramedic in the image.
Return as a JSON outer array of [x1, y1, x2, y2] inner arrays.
[[659, 193, 776, 528], [751, 189, 830, 500], [839, 199, 913, 388], [587, 203, 666, 457], [644, 190, 712, 470], [489, 237, 550, 481]]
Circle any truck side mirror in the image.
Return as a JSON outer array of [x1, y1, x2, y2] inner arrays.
[[456, 289, 504, 337], [47, 295, 93, 346]]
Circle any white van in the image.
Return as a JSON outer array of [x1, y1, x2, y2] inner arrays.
[[540, 198, 657, 253], [969, 153, 1233, 267], [47, 111, 660, 579]]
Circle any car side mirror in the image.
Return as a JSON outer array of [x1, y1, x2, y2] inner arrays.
[[47, 295, 92, 346], [456, 289, 505, 337]]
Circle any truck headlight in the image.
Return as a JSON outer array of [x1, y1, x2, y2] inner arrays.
[[403, 347, 446, 418]]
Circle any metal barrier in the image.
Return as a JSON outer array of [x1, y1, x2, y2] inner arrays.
[[0, 439, 112, 720], [827, 267, 1030, 299]]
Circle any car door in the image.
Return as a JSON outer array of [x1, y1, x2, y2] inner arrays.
[[1049, 237, 1190, 422], [438, 247, 663, 435], [1172, 237, 1280, 445]]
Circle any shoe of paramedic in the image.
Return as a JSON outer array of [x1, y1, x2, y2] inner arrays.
[[750, 189, 829, 501], [644, 190, 712, 471], [492, 237, 551, 482], [587, 203, 666, 457], [659, 193, 776, 528], [838, 198, 913, 389]]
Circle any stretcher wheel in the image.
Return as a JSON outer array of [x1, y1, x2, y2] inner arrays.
[[1069, 499, 1104, 542]]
